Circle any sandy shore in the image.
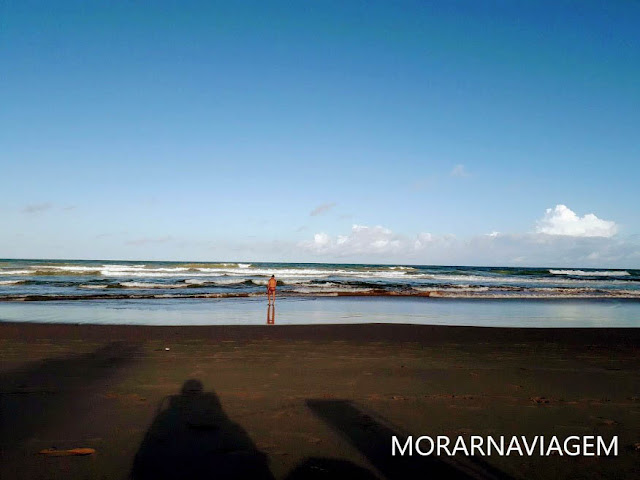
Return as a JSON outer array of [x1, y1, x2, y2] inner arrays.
[[1, 322, 639, 479]]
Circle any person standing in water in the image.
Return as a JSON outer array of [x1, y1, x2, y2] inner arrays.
[[267, 275, 277, 305]]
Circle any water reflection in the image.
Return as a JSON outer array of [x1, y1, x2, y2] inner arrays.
[[0, 297, 638, 327]]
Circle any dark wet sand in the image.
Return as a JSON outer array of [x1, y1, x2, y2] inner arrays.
[[1, 322, 639, 479]]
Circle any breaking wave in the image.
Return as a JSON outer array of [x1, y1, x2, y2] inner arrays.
[[0, 280, 26, 285], [118, 281, 190, 289], [549, 269, 630, 277]]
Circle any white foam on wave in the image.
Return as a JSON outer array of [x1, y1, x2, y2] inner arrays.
[[549, 269, 630, 277], [119, 282, 189, 289], [415, 286, 491, 293], [0, 270, 31, 275], [419, 273, 631, 286], [79, 284, 108, 289], [102, 271, 178, 278], [215, 278, 251, 285], [292, 286, 373, 294], [103, 264, 148, 270], [305, 282, 340, 288], [101, 265, 188, 274], [195, 267, 333, 276], [194, 266, 415, 278], [0, 280, 25, 285], [32, 265, 103, 272], [276, 278, 312, 284], [185, 278, 248, 286], [98, 264, 416, 279]]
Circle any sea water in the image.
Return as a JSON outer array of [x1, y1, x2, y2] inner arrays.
[[0, 259, 638, 327]]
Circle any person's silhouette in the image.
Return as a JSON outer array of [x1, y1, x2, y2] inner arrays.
[[132, 379, 273, 480], [267, 275, 277, 305]]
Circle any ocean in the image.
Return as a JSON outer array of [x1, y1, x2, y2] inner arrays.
[[0, 259, 638, 327]]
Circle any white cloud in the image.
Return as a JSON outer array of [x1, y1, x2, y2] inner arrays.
[[535, 205, 617, 238], [301, 225, 403, 256], [301, 225, 461, 259], [450, 164, 469, 177], [311, 232, 331, 249], [310, 202, 336, 216], [413, 232, 432, 250]]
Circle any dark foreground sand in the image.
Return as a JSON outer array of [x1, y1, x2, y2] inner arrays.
[[1, 322, 639, 480]]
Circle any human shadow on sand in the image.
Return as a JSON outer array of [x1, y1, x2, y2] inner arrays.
[[131, 382, 511, 479], [131, 379, 274, 480], [0, 342, 140, 451], [306, 399, 513, 480]]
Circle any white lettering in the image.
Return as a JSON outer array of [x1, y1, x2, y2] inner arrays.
[[392, 436, 412, 456], [437, 436, 452, 456], [583, 436, 595, 456], [521, 435, 539, 456], [391, 435, 618, 457], [452, 436, 469, 456], [506, 436, 523, 456], [470, 436, 485, 456], [487, 436, 504, 456], [546, 436, 562, 456], [597, 436, 618, 456], [564, 436, 581, 456], [415, 436, 434, 456]]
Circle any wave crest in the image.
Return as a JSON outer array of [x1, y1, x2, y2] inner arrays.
[[549, 269, 630, 277]]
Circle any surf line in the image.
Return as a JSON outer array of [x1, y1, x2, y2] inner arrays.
[[392, 435, 618, 457]]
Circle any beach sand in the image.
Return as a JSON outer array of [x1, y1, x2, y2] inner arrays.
[[1, 322, 639, 479]]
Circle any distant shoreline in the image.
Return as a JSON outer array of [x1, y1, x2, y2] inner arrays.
[[2, 291, 640, 302]]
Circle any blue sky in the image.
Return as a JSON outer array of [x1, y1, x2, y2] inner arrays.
[[1, 1, 639, 266]]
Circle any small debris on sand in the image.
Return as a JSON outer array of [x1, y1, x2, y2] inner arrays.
[[597, 417, 618, 426], [531, 396, 550, 404], [39, 448, 95, 456]]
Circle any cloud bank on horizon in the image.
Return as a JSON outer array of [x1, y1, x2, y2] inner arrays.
[[4, 201, 639, 268], [300, 205, 639, 267]]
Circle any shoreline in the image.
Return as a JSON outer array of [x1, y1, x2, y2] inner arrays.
[[2, 291, 640, 302]]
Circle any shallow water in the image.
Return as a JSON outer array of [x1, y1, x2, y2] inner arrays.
[[0, 297, 638, 328]]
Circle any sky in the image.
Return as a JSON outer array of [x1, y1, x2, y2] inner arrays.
[[1, 1, 639, 267]]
